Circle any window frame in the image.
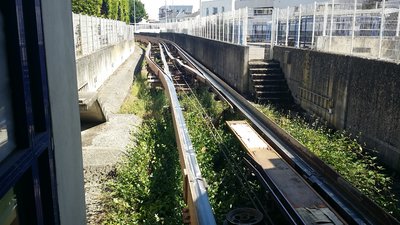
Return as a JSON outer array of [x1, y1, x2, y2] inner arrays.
[[0, 0, 59, 224]]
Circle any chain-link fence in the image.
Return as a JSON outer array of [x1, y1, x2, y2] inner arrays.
[[150, 0, 400, 63], [72, 13, 135, 58]]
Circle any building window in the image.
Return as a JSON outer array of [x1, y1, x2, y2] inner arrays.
[[0, 12, 15, 162], [222, 7, 225, 13], [254, 7, 273, 16], [213, 7, 218, 15], [206, 8, 209, 16]]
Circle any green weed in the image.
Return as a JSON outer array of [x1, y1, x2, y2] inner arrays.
[[255, 103, 399, 218], [102, 63, 183, 224]]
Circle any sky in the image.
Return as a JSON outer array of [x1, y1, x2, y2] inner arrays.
[[142, 0, 200, 21]]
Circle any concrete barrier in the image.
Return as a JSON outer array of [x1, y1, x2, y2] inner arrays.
[[273, 46, 400, 172], [76, 39, 135, 122], [76, 39, 135, 92]]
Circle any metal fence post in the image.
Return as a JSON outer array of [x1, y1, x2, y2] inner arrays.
[[329, 0, 335, 51], [91, 16, 95, 53], [206, 18, 208, 38], [215, 15, 217, 40], [222, 13, 225, 42], [79, 14, 83, 56], [297, 4, 302, 48], [379, 0, 386, 58], [276, 8, 280, 45], [270, 9, 276, 59], [227, 13, 230, 42], [396, 4, 400, 37], [86, 15, 90, 54], [323, 2, 328, 36], [286, 6, 289, 46], [238, 9, 241, 44], [243, 7, 248, 45], [351, 0, 357, 54], [231, 10, 235, 43], [311, 2, 317, 47]]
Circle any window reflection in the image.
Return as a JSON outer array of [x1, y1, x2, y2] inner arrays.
[[0, 189, 19, 225], [0, 11, 15, 161]]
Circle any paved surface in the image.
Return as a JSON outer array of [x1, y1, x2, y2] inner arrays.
[[80, 44, 143, 224]]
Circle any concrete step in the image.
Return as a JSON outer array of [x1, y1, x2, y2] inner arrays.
[[250, 67, 282, 74], [252, 75, 285, 82], [254, 85, 289, 92], [249, 60, 280, 68], [255, 91, 291, 98], [253, 79, 287, 86]]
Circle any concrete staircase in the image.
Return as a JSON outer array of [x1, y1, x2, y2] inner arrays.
[[250, 60, 292, 104]]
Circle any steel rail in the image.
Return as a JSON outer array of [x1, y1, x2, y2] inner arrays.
[[162, 39, 399, 225], [144, 42, 216, 225], [159, 41, 233, 109]]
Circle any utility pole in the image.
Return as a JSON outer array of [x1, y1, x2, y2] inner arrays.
[[165, 0, 168, 25], [199, 0, 202, 17], [133, 0, 136, 31]]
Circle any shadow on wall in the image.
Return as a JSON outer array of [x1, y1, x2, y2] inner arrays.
[[273, 46, 400, 172]]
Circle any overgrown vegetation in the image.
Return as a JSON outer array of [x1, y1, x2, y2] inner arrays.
[[180, 88, 271, 224], [103, 56, 399, 223], [72, 0, 147, 23], [255, 104, 400, 218], [102, 64, 184, 224]]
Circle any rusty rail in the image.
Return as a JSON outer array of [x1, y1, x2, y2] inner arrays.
[[144, 41, 216, 225]]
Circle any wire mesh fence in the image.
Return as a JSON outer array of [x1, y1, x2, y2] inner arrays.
[[151, 0, 400, 63], [72, 13, 135, 58], [270, 0, 400, 62]]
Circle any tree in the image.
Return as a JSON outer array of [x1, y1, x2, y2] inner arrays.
[[72, 0, 130, 23], [71, 0, 101, 16], [100, 0, 109, 17], [129, 0, 148, 24]]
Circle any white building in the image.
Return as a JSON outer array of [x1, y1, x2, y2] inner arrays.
[[200, 0, 274, 17], [159, 5, 193, 22]]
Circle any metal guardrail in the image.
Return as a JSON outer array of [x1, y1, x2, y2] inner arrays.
[[143, 40, 216, 225]]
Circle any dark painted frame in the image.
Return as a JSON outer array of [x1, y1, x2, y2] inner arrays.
[[0, 0, 59, 224]]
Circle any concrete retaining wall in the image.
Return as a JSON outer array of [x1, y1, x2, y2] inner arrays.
[[147, 33, 250, 96], [76, 39, 135, 92], [273, 46, 400, 171]]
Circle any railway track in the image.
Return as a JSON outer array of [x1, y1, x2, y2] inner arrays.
[[137, 35, 399, 225]]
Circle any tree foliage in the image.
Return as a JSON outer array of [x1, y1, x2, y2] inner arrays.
[[129, 0, 148, 24], [71, 0, 146, 23]]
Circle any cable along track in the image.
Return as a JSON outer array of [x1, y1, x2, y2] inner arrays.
[[139, 35, 399, 225]]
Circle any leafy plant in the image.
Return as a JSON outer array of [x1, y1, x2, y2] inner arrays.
[[179, 88, 269, 224], [255, 103, 400, 218], [102, 62, 183, 224]]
